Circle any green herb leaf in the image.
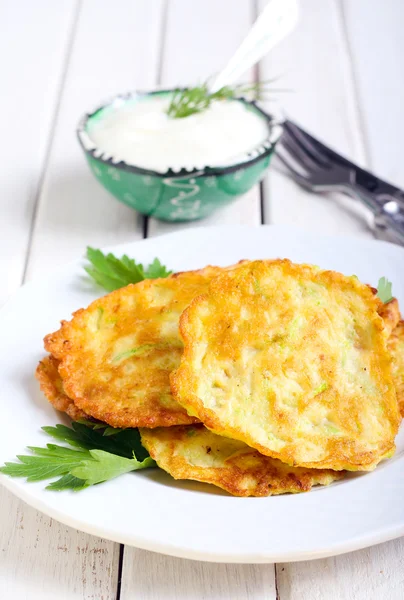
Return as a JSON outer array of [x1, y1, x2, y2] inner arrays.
[[73, 421, 149, 461], [85, 247, 172, 292], [167, 80, 287, 119], [26, 444, 89, 459], [377, 277, 393, 304], [77, 419, 126, 437], [144, 258, 172, 280], [71, 450, 155, 486], [77, 418, 107, 430], [0, 460, 68, 482], [42, 422, 145, 459], [41, 423, 93, 449], [1, 422, 155, 491], [0, 445, 90, 482], [103, 427, 125, 436], [46, 474, 88, 491]]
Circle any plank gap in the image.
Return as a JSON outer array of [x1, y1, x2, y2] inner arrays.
[[20, 0, 83, 285], [116, 543, 125, 600], [274, 563, 280, 600], [259, 180, 266, 225], [143, 216, 149, 239]]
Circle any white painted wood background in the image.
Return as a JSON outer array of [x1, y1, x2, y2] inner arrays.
[[1, 0, 403, 597]]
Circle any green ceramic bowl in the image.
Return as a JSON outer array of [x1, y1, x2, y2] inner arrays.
[[77, 90, 282, 222]]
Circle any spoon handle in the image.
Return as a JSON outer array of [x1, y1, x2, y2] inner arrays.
[[210, 0, 298, 93]]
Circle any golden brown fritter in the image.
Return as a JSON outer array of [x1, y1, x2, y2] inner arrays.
[[171, 260, 400, 471], [140, 424, 345, 497], [44, 265, 245, 428], [38, 313, 404, 426], [373, 288, 400, 336], [388, 320, 404, 417], [36, 356, 88, 421]]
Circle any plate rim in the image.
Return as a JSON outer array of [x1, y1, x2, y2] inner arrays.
[[1, 472, 403, 563], [1, 224, 403, 563]]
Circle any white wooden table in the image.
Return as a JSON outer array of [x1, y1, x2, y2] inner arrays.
[[1, 1, 403, 597]]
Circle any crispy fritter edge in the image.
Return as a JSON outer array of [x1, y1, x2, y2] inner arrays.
[[35, 355, 89, 421], [140, 425, 345, 497]]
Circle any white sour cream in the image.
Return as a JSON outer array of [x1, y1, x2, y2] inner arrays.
[[87, 95, 269, 173]]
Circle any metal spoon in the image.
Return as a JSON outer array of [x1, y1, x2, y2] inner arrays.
[[210, 0, 299, 93]]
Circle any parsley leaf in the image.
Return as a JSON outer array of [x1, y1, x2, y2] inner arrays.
[[85, 247, 172, 292], [71, 450, 155, 486], [1, 445, 90, 482], [76, 419, 124, 435], [77, 419, 128, 438], [377, 277, 393, 304], [0, 422, 155, 491], [46, 474, 88, 491], [145, 258, 172, 280], [42, 422, 148, 460]]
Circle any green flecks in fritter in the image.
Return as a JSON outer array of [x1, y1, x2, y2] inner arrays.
[[96, 307, 104, 330], [112, 344, 158, 363], [314, 382, 329, 396]]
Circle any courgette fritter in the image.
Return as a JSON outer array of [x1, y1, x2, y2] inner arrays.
[[36, 356, 87, 421], [388, 321, 404, 417], [171, 260, 400, 471], [140, 424, 344, 497], [44, 265, 244, 428]]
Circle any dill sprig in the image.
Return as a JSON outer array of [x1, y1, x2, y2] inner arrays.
[[167, 80, 284, 119]]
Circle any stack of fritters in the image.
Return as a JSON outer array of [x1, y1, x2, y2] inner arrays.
[[37, 260, 404, 496]]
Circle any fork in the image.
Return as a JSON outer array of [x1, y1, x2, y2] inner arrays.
[[275, 120, 404, 245]]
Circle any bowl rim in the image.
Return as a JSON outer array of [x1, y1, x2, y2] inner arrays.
[[76, 88, 283, 178]]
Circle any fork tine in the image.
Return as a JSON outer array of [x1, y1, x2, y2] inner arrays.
[[283, 120, 331, 167], [280, 132, 323, 172], [274, 149, 312, 189]]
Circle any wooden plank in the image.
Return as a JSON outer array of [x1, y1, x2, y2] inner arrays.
[[147, 0, 262, 239], [0, 2, 122, 599], [121, 550, 276, 600], [0, 0, 78, 305], [0, 489, 120, 600], [25, 0, 164, 280], [259, 2, 404, 598], [342, 0, 404, 187], [122, 1, 276, 597], [259, 0, 372, 236], [276, 537, 404, 600], [0, 1, 164, 598]]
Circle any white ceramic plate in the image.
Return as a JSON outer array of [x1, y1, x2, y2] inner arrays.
[[0, 225, 403, 563]]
